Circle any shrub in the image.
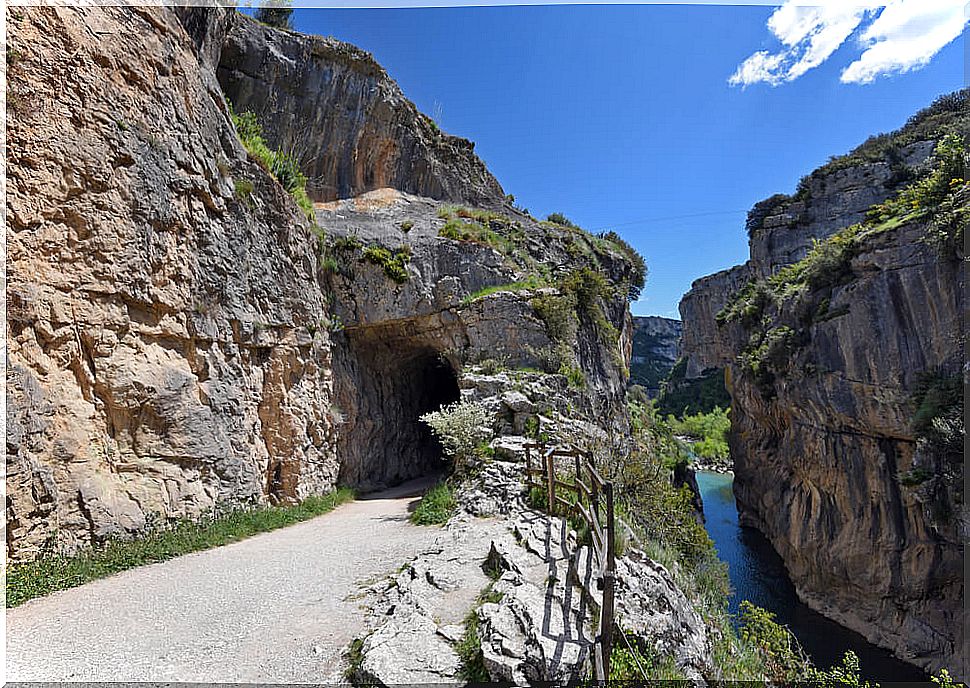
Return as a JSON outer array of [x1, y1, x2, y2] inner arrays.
[[410, 483, 456, 526], [461, 274, 547, 305], [400, 220, 414, 233], [739, 600, 811, 683], [805, 651, 877, 688], [420, 401, 492, 472], [229, 105, 313, 220], [546, 212, 579, 228], [361, 244, 410, 283], [255, 2, 293, 29]]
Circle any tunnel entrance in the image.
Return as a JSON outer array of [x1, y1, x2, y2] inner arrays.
[[333, 324, 462, 490]]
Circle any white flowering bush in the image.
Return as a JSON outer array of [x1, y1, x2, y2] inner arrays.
[[420, 401, 492, 470]]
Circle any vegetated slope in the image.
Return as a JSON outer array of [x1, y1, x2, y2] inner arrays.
[[678, 91, 968, 676]]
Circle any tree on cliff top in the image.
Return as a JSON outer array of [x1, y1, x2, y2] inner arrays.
[[255, 1, 294, 30]]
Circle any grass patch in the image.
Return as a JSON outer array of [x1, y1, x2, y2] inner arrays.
[[410, 483, 456, 526], [361, 244, 411, 283], [229, 104, 314, 220], [461, 274, 547, 305], [7, 488, 355, 608]]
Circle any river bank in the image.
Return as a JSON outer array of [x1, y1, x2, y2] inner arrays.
[[695, 470, 930, 683]]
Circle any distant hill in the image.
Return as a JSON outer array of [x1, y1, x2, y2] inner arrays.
[[629, 316, 682, 398]]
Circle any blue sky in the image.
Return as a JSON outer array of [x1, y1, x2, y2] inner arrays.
[[280, 4, 965, 318]]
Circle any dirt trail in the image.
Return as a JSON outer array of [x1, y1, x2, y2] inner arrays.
[[6, 477, 442, 683]]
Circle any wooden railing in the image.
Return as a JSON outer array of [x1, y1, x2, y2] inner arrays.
[[524, 441, 616, 682]]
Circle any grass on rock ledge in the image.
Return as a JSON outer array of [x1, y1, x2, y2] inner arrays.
[[7, 488, 355, 608]]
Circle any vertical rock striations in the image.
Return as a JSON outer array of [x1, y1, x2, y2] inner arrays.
[[629, 316, 682, 397], [216, 13, 505, 206], [677, 91, 968, 674], [6, 7, 339, 560]]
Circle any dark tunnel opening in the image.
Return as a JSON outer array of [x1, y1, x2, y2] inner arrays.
[[334, 331, 462, 490]]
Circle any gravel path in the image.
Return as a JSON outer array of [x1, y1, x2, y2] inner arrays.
[[6, 477, 442, 683]]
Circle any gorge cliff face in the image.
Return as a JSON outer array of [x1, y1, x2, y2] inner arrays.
[[629, 316, 682, 397], [6, 7, 343, 560], [6, 7, 638, 560], [678, 93, 967, 674], [217, 14, 505, 206]]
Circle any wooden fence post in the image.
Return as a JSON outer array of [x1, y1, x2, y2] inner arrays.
[[602, 481, 616, 680], [545, 449, 556, 516]]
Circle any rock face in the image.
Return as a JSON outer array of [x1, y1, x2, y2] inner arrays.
[[677, 92, 968, 675], [6, 7, 339, 560], [216, 13, 505, 206], [6, 6, 639, 558], [629, 316, 682, 397]]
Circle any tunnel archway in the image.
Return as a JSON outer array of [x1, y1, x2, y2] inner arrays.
[[333, 322, 462, 490]]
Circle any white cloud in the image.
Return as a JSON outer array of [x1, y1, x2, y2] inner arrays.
[[730, 0, 968, 87]]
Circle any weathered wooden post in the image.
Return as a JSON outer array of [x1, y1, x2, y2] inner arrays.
[[545, 449, 556, 516], [601, 481, 616, 679], [573, 451, 582, 508]]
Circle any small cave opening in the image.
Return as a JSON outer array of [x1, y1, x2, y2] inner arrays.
[[334, 327, 462, 490]]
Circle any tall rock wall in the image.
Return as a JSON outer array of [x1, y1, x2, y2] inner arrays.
[[6, 7, 640, 559], [677, 92, 968, 674], [629, 316, 682, 397], [216, 14, 505, 206], [5, 7, 341, 560]]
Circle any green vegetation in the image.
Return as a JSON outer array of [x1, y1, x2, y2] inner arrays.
[[7, 488, 355, 608], [399, 220, 414, 233], [345, 636, 367, 684], [361, 244, 411, 283], [793, 90, 968, 200], [545, 211, 580, 228], [437, 205, 523, 256], [806, 651, 878, 688], [668, 406, 730, 461], [254, 1, 294, 29], [456, 587, 495, 682], [526, 486, 548, 511], [656, 358, 731, 417], [738, 600, 811, 683], [609, 634, 687, 681], [719, 135, 968, 398], [410, 483, 456, 526], [461, 274, 547, 305], [420, 401, 493, 473], [229, 105, 313, 219]]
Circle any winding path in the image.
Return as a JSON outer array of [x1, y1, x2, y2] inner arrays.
[[6, 477, 441, 683]]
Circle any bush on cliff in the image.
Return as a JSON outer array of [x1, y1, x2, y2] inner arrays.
[[229, 105, 314, 219]]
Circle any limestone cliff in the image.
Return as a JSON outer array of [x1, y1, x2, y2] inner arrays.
[[678, 92, 968, 674], [216, 13, 505, 206], [5, 7, 639, 559], [629, 316, 681, 397]]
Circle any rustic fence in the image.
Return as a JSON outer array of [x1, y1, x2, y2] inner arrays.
[[524, 441, 616, 682]]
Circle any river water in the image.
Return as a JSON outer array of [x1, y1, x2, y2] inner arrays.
[[695, 470, 930, 683]]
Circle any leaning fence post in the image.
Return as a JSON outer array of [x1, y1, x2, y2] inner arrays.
[[573, 451, 581, 508]]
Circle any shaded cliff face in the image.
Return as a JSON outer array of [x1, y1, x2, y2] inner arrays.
[[728, 217, 964, 675], [217, 14, 505, 206], [6, 7, 640, 557], [6, 7, 339, 560], [677, 92, 968, 675], [629, 316, 682, 397]]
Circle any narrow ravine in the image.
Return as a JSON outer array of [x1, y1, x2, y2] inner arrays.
[[696, 471, 930, 683]]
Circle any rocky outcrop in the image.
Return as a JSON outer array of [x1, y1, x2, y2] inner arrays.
[[630, 316, 682, 397], [6, 6, 639, 558], [729, 217, 965, 676], [354, 366, 713, 684], [677, 92, 968, 675], [216, 13, 505, 206], [6, 7, 339, 560], [317, 189, 637, 489]]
